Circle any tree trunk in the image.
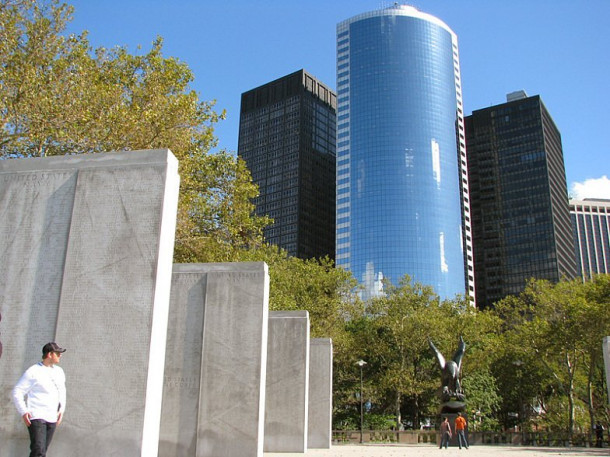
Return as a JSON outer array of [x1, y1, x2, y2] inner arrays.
[[568, 381, 574, 445], [396, 391, 402, 429], [414, 394, 420, 429], [567, 354, 575, 443], [586, 354, 597, 446]]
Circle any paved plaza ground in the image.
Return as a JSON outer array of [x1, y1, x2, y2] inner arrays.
[[265, 444, 610, 457]]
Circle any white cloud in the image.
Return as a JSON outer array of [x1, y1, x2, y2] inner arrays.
[[570, 176, 610, 200]]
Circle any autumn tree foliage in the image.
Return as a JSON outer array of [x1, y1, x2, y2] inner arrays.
[[0, 0, 269, 262]]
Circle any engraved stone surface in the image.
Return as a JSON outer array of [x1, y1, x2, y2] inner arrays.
[[308, 338, 333, 449], [0, 150, 179, 457], [264, 311, 310, 453], [159, 271, 205, 457], [159, 262, 269, 457]]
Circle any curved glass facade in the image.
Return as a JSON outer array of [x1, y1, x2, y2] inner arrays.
[[336, 6, 473, 301]]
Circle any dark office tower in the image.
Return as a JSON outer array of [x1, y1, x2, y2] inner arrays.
[[336, 5, 474, 302], [238, 70, 337, 259], [570, 198, 610, 280], [466, 91, 577, 308]]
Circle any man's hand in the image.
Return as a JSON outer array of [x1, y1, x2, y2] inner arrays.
[[22, 412, 31, 427], [57, 412, 63, 425]]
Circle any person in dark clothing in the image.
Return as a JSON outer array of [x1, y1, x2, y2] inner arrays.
[[595, 422, 605, 448], [439, 417, 452, 449]]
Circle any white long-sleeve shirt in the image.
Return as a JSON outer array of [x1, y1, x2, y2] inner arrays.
[[12, 362, 66, 423]]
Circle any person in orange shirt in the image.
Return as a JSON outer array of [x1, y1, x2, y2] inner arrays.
[[454, 412, 469, 449]]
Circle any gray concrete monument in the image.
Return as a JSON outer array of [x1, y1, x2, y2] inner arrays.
[[308, 338, 333, 449], [264, 311, 310, 453], [602, 336, 610, 404], [159, 262, 269, 457], [0, 149, 179, 457]]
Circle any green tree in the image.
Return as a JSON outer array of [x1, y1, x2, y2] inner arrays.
[[462, 370, 501, 431], [448, 305, 504, 430], [523, 280, 589, 439], [360, 277, 455, 428], [581, 275, 610, 437], [338, 277, 505, 430], [238, 245, 365, 430], [494, 277, 610, 439], [0, 0, 269, 261], [332, 312, 375, 430], [241, 245, 361, 338]]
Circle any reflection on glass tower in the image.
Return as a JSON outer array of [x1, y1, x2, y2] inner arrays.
[[335, 5, 474, 302]]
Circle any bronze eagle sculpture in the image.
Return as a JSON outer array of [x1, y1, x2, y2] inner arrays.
[[429, 336, 466, 402]]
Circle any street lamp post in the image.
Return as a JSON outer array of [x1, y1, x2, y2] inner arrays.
[[356, 360, 367, 444]]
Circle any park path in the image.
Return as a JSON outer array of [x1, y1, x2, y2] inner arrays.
[[265, 444, 610, 457]]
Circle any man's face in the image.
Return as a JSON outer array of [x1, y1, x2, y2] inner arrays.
[[49, 351, 63, 364]]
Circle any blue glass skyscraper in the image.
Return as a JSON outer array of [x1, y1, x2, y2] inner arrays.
[[336, 5, 474, 302]]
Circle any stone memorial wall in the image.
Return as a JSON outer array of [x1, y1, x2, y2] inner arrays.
[[0, 150, 333, 455], [264, 311, 310, 453], [308, 338, 333, 449], [0, 150, 179, 457], [160, 263, 269, 457]]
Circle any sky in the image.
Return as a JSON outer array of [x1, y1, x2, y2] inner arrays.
[[66, 0, 610, 200]]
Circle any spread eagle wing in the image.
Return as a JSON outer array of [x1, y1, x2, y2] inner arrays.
[[428, 338, 446, 369], [452, 336, 466, 372]]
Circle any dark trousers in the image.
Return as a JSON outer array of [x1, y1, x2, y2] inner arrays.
[[457, 429, 469, 449], [28, 420, 57, 457]]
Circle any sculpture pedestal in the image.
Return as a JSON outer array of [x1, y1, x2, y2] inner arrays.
[[440, 400, 465, 414]]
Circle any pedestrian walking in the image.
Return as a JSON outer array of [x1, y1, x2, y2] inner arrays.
[[595, 422, 605, 448], [455, 412, 469, 449], [12, 342, 67, 457], [440, 417, 452, 449]]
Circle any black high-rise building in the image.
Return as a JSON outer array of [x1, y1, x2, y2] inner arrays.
[[465, 91, 577, 308], [238, 70, 336, 259]]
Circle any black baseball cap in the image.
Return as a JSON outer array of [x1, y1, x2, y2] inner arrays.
[[42, 342, 66, 356]]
